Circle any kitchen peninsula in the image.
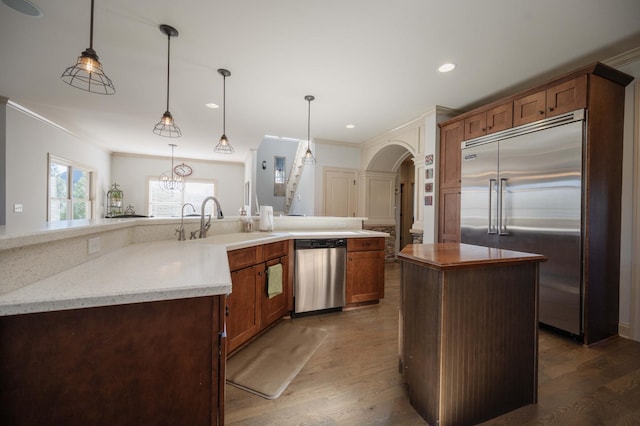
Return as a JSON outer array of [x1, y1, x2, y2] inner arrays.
[[398, 243, 546, 426], [0, 216, 386, 425]]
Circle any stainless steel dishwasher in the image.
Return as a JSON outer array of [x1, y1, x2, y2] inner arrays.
[[294, 238, 346, 315]]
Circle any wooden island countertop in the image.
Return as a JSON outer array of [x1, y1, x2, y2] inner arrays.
[[399, 242, 546, 270]]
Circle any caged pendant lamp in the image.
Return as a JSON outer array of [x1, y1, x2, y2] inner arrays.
[[214, 68, 234, 154], [153, 24, 181, 138], [160, 143, 183, 191], [302, 95, 316, 165], [60, 0, 115, 95]]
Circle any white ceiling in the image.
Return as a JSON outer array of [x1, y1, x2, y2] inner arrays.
[[1, 0, 639, 162]]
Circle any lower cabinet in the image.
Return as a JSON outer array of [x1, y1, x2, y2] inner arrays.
[[226, 240, 291, 354], [346, 237, 385, 304], [0, 296, 226, 425]]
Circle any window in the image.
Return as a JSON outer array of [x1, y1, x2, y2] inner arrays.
[[148, 178, 216, 217], [48, 155, 93, 221]]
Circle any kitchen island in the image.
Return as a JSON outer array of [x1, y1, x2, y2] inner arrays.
[[398, 243, 546, 426], [0, 220, 387, 425]]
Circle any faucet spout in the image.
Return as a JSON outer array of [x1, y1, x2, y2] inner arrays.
[[199, 196, 224, 238], [176, 203, 196, 241]]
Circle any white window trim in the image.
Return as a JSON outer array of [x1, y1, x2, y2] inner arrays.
[[47, 154, 95, 221], [145, 176, 218, 217]]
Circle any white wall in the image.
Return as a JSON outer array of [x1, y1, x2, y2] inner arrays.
[[4, 102, 111, 230], [313, 140, 361, 216], [614, 56, 640, 341], [255, 138, 298, 213], [111, 154, 244, 217]]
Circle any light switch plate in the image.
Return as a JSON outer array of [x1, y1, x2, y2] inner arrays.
[[14, 204, 23, 213]]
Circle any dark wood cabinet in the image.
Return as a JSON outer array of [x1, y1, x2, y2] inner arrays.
[[226, 240, 292, 354], [346, 237, 385, 304], [438, 187, 460, 243], [438, 120, 463, 243], [227, 264, 262, 353], [514, 75, 587, 126], [399, 244, 544, 425], [0, 296, 226, 425], [463, 102, 513, 140]]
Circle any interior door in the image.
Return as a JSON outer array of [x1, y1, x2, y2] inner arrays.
[[323, 168, 357, 217]]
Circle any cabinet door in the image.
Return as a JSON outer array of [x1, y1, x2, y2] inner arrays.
[[262, 256, 289, 328], [546, 75, 587, 117], [486, 102, 513, 134], [346, 250, 385, 303], [463, 112, 487, 140], [438, 187, 460, 243], [513, 90, 546, 127], [439, 120, 463, 189], [227, 265, 262, 353]]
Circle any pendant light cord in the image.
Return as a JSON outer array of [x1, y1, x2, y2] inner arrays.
[[307, 98, 311, 147], [222, 74, 226, 135], [166, 33, 171, 112], [89, 0, 94, 50]]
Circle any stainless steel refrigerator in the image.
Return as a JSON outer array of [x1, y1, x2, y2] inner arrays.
[[460, 110, 585, 336]]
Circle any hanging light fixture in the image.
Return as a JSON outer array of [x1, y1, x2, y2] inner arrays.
[[60, 0, 115, 95], [153, 24, 181, 138], [160, 143, 183, 191], [214, 68, 234, 154], [302, 95, 316, 165]]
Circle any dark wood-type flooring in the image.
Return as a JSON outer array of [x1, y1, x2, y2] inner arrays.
[[225, 262, 640, 425]]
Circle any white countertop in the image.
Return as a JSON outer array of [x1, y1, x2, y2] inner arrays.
[[0, 229, 387, 316]]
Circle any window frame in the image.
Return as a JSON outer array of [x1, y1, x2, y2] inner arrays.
[[146, 176, 218, 218], [47, 154, 95, 222]]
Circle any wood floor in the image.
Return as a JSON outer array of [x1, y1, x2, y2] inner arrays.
[[225, 262, 640, 425]]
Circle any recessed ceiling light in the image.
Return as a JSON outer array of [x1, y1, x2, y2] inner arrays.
[[346, 124, 355, 129], [1, 0, 42, 16], [206, 103, 219, 109], [438, 63, 456, 73]]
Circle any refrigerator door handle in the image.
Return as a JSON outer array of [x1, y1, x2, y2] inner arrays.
[[499, 178, 509, 235], [488, 179, 497, 234]]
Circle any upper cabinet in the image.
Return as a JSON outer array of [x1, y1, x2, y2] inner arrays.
[[463, 102, 513, 140], [513, 76, 587, 126]]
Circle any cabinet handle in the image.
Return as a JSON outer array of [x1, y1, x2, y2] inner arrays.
[[547, 107, 554, 112], [348, 257, 352, 261], [225, 305, 229, 316], [538, 110, 545, 115], [487, 126, 492, 130]]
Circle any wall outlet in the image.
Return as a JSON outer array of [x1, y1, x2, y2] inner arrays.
[[88, 237, 101, 255], [14, 204, 23, 213]]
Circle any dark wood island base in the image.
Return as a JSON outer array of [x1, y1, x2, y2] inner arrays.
[[399, 243, 546, 426]]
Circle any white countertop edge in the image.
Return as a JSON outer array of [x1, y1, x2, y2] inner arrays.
[[0, 285, 233, 316], [0, 230, 388, 317]]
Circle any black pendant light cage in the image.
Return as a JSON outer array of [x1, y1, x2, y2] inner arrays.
[[153, 24, 182, 138], [160, 143, 184, 191], [302, 95, 316, 165], [61, 0, 115, 94], [214, 68, 234, 154]]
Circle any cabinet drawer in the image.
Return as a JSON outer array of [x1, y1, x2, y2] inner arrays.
[[263, 240, 288, 261], [227, 246, 261, 271], [347, 237, 385, 252]]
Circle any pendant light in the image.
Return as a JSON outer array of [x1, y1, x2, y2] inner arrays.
[[60, 0, 115, 95], [214, 68, 234, 154], [153, 24, 181, 138], [302, 95, 316, 165], [160, 144, 183, 191]]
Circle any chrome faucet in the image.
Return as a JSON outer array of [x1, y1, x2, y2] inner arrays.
[[199, 196, 224, 238], [176, 203, 196, 241]]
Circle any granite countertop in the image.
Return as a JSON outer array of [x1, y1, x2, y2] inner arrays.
[[398, 243, 546, 270], [0, 229, 387, 316]]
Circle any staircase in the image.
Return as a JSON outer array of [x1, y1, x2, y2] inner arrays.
[[284, 141, 307, 214]]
